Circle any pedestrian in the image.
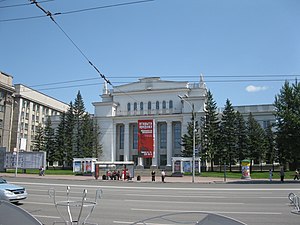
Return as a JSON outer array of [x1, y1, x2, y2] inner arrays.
[[280, 167, 285, 183], [294, 169, 299, 180], [161, 170, 166, 183], [151, 170, 156, 182], [39, 166, 45, 176], [269, 169, 273, 181]]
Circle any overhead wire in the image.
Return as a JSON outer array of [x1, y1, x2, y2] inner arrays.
[[0, 0, 154, 22], [29, 0, 153, 102], [0, 0, 54, 9], [30, 0, 111, 85]]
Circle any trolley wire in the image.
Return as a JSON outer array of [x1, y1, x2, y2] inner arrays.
[[0, 0, 54, 9], [0, 0, 154, 22], [30, 0, 111, 85]]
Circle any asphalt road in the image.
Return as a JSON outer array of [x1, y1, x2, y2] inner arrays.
[[5, 177, 300, 225]]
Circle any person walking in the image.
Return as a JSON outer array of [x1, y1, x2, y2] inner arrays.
[[151, 170, 156, 182], [269, 169, 273, 182], [294, 169, 299, 180], [161, 170, 166, 183], [280, 167, 285, 183]]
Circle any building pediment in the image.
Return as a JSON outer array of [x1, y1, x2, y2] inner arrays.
[[113, 77, 189, 93]]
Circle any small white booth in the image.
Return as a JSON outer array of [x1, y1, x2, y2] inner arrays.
[[73, 158, 97, 174], [171, 157, 201, 174]]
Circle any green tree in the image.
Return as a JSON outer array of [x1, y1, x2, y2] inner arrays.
[[81, 113, 95, 157], [73, 91, 86, 158], [220, 99, 237, 171], [92, 119, 102, 159], [247, 113, 267, 171], [265, 124, 277, 169], [32, 124, 45, 151], [274, 80, 300, 169], [235, 111, 249, 170], [54, 112, 67, 166], [181, 113, 200, 157], [64, 102, 75, 166], [43, 117, 56, 165], [200, 90, 220, 171]]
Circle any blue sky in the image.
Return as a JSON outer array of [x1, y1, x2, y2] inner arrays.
[[1, 0, 299, 113]]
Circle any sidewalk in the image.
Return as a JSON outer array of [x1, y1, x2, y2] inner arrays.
[[2, 172, 300, 184], [0, 172, 236, 183]]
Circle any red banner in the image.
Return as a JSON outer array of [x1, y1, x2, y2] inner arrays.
[[138, 120, 155, 158]]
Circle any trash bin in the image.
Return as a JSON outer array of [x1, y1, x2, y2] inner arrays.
[[137, 175, 141, 181], [102, 175, 106, 180]]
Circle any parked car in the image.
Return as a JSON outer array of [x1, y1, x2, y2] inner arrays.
[[0, 177, 27, 203]]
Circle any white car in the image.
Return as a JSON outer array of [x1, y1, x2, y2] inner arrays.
[[0, 177, 27, 203]]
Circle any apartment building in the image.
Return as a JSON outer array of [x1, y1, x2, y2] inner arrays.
[[0, 72, 15, 151], [10, 84, 69, 151]]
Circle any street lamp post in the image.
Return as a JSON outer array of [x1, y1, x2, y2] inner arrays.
[[178, 95, 196, 183]]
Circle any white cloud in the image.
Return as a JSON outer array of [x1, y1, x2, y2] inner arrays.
[[245, 85, 268, 92]]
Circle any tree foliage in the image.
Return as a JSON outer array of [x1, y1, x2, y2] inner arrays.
[[274, 80, 300, 168], [219, 99, 237, 171], [200, 90, 220, 171]]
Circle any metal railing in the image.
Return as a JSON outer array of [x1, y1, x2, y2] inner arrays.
[[49, 186, 102, 225], [288, 192, 300, 214]]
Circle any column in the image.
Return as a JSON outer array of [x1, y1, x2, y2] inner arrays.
[[124, 122, 129, 162], [166, 121, 172, 167], [151, 121, 158, 168]]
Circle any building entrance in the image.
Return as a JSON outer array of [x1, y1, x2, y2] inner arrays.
[[144, 158, 152, 169]]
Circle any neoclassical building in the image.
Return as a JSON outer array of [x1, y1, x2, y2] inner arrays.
[[93, 76, 207, 169]]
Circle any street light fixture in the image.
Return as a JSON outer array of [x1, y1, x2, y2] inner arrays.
[[178, 95, 196, 183]]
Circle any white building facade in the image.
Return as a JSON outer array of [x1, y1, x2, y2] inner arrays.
[[11, 84, 69, 152], [93, 77, 207, 169]]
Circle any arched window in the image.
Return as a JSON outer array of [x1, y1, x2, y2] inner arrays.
[[134, 102, 137, 111], [140, 102, 144, 111], [148, 101, 151, 110], [169, 100, 173, 109], [156, 101, 159, 110], [162, 100, 166, 109], [127, 103, 131, 111]]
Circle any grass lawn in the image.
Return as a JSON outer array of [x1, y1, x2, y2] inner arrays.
[[4, 169, 297, 180]]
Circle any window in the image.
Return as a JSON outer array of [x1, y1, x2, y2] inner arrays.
[[140, 102, 144, 111], [156, 101, 159, 110], [148, 101, 151, 110], [134, 102, 137, 111], [162, 101, 166, 109], [169, 100, 173, 109], [0, 105, 4, 112], [160, 155, 167, 166], [0, 119, 3, 128], [127, 103, 131, 111], [159, 123, 167, 149], [133, 124, 138, 149], [119, 125, 124, 149], [173, 122, 181, 149]]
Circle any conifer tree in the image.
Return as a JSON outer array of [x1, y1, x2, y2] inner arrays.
[[44, 116, 56, 165], [220, 99, 237, 171], [200, 90, 220, 171], [64, 102, 75, 166], [73, 91, 85, 158], [235, 111, 249, 169], [247, 113, 267, 171], [54, 112, 67, 166], [32, 124, 45, 151], [274, 80, 300, 168], [181, 114, 200, 157]]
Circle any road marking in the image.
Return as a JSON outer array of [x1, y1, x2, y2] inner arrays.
[[126, 193, 286, 199], [114, 221, 172, 225], [11, 181, 300, 191], [32, 214, 60, 219], [24, 201, 54, 206], [125, 199, 244, 205], [130, 208, 282, 215]]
